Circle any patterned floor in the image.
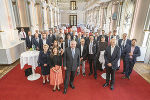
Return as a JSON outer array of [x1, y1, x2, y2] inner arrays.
[[0, 60, 19, 79], [134, 63, 150, 83]]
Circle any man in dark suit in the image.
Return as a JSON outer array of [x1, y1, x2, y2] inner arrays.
[[26, 31, 34, 49], [68, 28, 73, 36], [35, 30, 41, 38], [71, 31, 78, 41], [99, 30, 108, 42], [76, 32, 82, 47], [65, 34, 72, 48], [103, 38, 120, 90], [48, 29, 56, 46], [94, 32, 100, 42], [63, 40, 80, 94], [118, 33, 131, 73], [122, 39, 141, 79], [87, 35, 97, 79], [84, 32, 90, 45], [39, 33, 50, 51], [77, 38, 87, 76], [32, 33, 40, 50], [111, 30, 120, 41]]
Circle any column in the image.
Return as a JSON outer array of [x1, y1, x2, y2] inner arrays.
[[0, 0, 19, 48], [42, 1, 48, 31], [57, 8, 60, 27], [54, 7, 57, 27], [28, 0, 38, 34], [130, 0, 150, 45], [49, 4, 54, 28]]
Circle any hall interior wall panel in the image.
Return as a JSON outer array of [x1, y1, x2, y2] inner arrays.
[[130, 0, 150, 46], [36, 5, 43, 31], [17, 0, 29, 27]]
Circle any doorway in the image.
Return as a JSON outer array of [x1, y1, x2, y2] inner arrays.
[[69, 15, 77, 27]]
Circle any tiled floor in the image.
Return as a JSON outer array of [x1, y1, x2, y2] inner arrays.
[[134, 63, 150, 83], [0, 60, 19, 79], [0, 61, 150, 83]]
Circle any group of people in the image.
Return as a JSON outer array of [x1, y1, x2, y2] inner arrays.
[[19, 27, 141, 94]]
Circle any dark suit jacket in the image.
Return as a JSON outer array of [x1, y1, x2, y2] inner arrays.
[[32, 38, 40, 50], [77, 44, 87, 60], [63, 47, 80, 71], [104, 45, 121, 70], [111, 35, 120, 40], [65, 39, 71, 48], [71, 35, 78, 41], [39, 39, 51, 51], [38, 51, 51, 66], [48, 34, 56, 46], [26, 35, 34, 48], [118, 39, 131, 57], [125, 46, 141, 63], [87, 40, 97, 60], [94, 36, 100, 42], [118, 39, 131, 48], [96, 42, 108, 58], [84, 37, 90, 45]]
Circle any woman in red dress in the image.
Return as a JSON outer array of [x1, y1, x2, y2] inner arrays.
[[50, 47, 63, 91]]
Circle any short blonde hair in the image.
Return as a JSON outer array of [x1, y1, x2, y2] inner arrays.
[[43, 44, 49, 48]]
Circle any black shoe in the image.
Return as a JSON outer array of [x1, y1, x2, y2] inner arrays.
[[57, 87, 61, 91], [53, 89, 56, 92], [63, 89, 67, 94], [94, 76, 97, 80], [70, 84, 75, 89], [57, 88, 61, 91], [83, 73, 86, 76], [110, 85, 114, 90], [89, 72, 93, 76], [103, 83, 109, 87], [121, 72, 125, 74], [128, 76, 130, 80]]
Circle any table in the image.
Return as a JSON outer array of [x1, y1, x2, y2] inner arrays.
[[20, 51, 41, 81]]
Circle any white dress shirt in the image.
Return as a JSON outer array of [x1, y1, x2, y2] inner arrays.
[[43, 39, 46, 45], [89, 41, 93, 54], [121, 39, 127, 47], [81, 45, 84, 56], [111, 46, 115, 56], [19, 31, 26, 39], [29, 36, 31, 42]]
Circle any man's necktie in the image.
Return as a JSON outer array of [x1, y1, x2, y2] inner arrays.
[[23, 32, 25, 38], [72, 49, 75, 58]]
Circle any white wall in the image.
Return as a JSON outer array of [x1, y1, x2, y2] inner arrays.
[[59, 1, 86, 26]]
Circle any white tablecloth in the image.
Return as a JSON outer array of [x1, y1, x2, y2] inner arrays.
[[20, 51, 40, 69]]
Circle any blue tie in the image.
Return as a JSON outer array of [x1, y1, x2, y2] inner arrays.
[[72, 49, 75, 58]]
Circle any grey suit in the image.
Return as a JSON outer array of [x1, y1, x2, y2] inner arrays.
[[63, 47, 80, 89]]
